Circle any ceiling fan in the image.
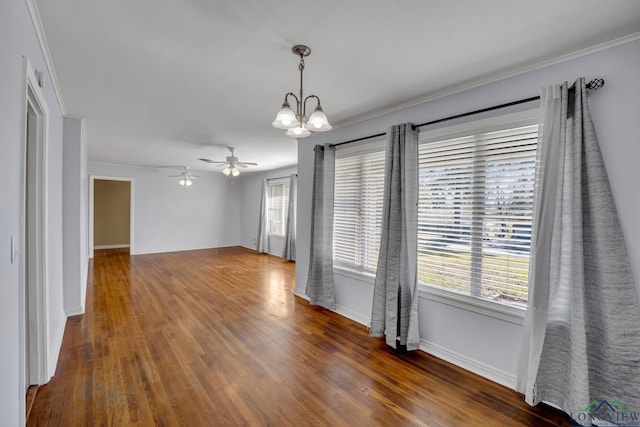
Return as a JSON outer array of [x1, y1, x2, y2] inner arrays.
[[199, 146, 257, 177], [168, 166, 199, 187]]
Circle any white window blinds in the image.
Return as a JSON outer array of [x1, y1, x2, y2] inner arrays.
[[268, 179, 289, 236], [417, 123, 538, 307], [333, 146, 386, 272]]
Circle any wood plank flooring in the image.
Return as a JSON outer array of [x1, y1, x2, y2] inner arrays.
[[28, 247, 571, 426]]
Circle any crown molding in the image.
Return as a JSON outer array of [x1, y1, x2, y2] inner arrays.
[[25, 0, 67, 115], [88, 160, 224, 176], [334, 32, 640, 129]]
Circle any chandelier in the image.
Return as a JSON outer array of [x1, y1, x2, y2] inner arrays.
[[272, 45, 332, 138]]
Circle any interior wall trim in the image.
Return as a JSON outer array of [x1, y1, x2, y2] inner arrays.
[[64, 115, 88, 156], [89, 176, 135, 258], [333, 32, 640, 130], [419, 338, 517, 390], [293, 289, 371, 328], [64, 305, 84, 317], [293, 289, 516, 389], [94, 244, 130, 250], [24, 0, 67, 114]]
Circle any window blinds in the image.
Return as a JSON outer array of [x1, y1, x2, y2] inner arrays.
[[417, 124, 538, 306], [268, 180, 289, 236], [334, 149, 386, 272]]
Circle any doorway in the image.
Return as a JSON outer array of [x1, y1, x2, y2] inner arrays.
[[19, 58, 51, 415], [89, 177, 135, 256]]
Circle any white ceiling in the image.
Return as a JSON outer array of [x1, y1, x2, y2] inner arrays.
[[36, 0, 640, 173]]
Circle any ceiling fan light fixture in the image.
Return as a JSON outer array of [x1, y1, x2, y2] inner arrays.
[[201, 147, 255, 178], [273, 45, 331, 138], [172, 167, 198, 187]]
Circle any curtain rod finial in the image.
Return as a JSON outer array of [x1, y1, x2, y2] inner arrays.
[[587, 78, 604, 91]]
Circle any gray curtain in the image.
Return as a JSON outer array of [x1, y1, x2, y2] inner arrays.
[[282, 173, 297, 261], [306, 145, 336, 310], [517, 78, 640, 423], [256, 179, 269, 253], [369, 123, 420, 351]]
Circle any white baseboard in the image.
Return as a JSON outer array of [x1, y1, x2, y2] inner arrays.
[[293, 288, 516, 390], [293, 289, 308, 300], [292, 289, 370, 325], [48, 320, 67, 381], [65, 305, 84, 316], [334, 305, 370, 327], [419, 338, 517, 390], [94, 244, 130, 249]]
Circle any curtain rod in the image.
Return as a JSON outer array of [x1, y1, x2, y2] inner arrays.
[[329, 78, 604, 148], [266, 174, 297, 182]]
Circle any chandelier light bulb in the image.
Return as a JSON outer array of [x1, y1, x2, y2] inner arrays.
[[285, 125, 311, 138], [232, 167, 240, 177], [306, 106, 332, 131], [179, 178, 186, 186], [223, 167, 231, 176], [186, 179, 193, 186], [272, 103, 299, 129]]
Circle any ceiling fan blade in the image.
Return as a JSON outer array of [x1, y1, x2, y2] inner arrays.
[[200, 158, 227, 164], [191, 175, 200, 179], [168, 174, 181, 177], [237, 162, 258, 166]]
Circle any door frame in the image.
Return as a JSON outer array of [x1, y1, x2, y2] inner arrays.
[[89, 176, 135, 257], [19, 56, 51, 400]]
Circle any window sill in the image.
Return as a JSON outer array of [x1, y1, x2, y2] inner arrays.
[[333, 265, 376, 284], [331, 265, 526, 325], [417, 284, 526, 325]]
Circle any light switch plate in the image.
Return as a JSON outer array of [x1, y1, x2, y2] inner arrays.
[[11, 235, 18, 263]]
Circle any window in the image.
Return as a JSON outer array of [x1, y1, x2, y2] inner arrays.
[[331, 111, 538, 311], [417, 112, 538, 308], [333, 141, 386, 272], [268, 178, 289, 236]]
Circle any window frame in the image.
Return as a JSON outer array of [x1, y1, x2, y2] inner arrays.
[[267, 177, 290, 238], [331, 110, 539, 322], [332, 138, 387, 275], [416, 109, 539, 322]]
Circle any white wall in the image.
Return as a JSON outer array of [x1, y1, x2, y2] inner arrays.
[[295, 39, 640, 388], [88, 162, 242, 255], [63, 117, 88, 315], [238, 166, 297, 256], [0, 0, 67, 424]]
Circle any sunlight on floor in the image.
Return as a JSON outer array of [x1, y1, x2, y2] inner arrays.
[[265, 270, 291, 317]]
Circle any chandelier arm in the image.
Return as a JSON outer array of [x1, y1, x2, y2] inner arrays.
[[284, 92, 302, 121], [284, 92, 300, 106], [302, 95, 321, 118]]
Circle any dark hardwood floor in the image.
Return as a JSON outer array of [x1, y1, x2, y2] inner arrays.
[[28, 247, 571, 426]]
